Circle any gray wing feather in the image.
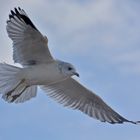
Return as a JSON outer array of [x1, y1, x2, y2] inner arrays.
[[6, 7, 53, 66], [41, 78, 138, 124]]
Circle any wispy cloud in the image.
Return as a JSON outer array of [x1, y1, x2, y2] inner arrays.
[[38, 0, 140, 75]]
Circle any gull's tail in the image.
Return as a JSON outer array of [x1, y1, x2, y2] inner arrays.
[[0, 63, 37, 103]]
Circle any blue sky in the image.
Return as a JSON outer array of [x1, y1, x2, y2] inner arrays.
[[0, 0, 140, 140]]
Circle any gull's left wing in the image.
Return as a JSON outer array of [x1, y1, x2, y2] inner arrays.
[[6, 7, 54, 66], [41, 78, 139, 124]]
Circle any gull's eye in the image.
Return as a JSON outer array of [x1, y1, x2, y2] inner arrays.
[[68, 67, 72, 71]]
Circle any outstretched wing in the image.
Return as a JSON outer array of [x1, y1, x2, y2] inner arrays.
[[6, 7, 54, 66], [41, 78, 138, 124]]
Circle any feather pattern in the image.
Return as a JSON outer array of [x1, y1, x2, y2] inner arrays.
[[6, 7, 54, 66], [41, 78, 138, 124], [0, 63, 37, 103]]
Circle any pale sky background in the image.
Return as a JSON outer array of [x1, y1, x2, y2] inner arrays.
[[0, 0, 140, 140]]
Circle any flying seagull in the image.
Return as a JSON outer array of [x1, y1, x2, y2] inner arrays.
[[0, 7, 139, 124]]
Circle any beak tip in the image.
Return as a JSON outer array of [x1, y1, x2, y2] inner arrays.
[[75, 73, 80, 77]]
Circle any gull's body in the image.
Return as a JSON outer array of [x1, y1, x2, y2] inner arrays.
[[0, 7, 139, 124], [20, 61, 68, 86]]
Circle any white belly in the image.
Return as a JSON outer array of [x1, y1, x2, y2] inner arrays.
[[20, 63, 66, 86]]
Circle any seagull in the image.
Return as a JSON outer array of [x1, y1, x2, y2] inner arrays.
[[0, 7, 139, 124]]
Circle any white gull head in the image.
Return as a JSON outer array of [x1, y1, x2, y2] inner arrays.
[[57, 61, 79, 77]]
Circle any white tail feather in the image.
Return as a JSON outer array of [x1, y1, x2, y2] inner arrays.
[[0, 63, 37, 103]]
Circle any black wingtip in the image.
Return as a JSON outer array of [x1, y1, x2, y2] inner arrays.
[[9, 14, 13, 19], [18, 7, 21, 10], [114, 115, 140, 125], [8, 7, 38, 31], [133, 121, 140, 125], [15, 8, 19, 14], [11, 10, 15, 15], [125, 120, 140, 125], [8, 10, 15, 20]]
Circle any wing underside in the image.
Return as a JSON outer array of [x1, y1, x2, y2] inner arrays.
[[6, 7, 54, 66], [41, 78, 138, 124]]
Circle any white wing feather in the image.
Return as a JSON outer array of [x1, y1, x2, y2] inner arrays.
[[41, 78, 138, 124], [6, 8, 54, 66]]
